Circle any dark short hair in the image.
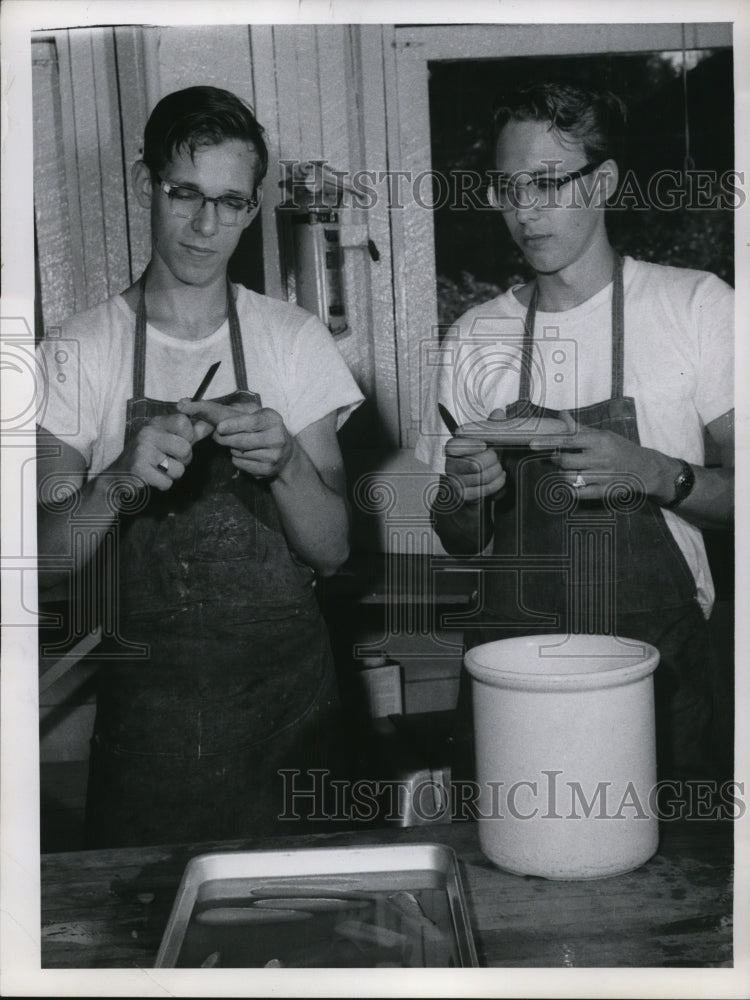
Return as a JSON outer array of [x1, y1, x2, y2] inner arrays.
[[143, 86, 269, 191], [493, 82, 627, 168]]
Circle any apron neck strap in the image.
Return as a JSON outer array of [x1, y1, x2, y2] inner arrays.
[[520, 252, 624, 402], [133, 271, 149, 399], [226, 283, 249, 391], [132, 271, 248, 397], [610, 252, 625, 398]]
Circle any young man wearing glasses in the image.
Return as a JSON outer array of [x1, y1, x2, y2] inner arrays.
[[36, 86, 363, 847], [417, 82, 734, 783]]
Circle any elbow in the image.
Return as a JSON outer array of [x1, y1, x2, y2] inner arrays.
[[313, 533, 351, 578], [318, 562, 345, 579], [313, 501, 353, 576]]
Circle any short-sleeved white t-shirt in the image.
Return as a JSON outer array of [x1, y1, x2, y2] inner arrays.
[[415, 256, 734, 616], [38, 284, 364, 476]]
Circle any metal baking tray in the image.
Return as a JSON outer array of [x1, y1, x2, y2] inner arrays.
[[155, 843, 478, 968]]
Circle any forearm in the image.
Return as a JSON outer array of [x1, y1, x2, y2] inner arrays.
[[270, 439, 351, 576], [431, 475, 495, 555], [648, 453, 733, 529]]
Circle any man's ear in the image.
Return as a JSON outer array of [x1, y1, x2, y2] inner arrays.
[[132, 160, 154, 210], [600, 158, 619, 204]]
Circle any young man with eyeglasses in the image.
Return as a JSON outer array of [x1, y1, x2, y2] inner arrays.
[[417, 82, 734, 783], [36, 86, 363, 847]]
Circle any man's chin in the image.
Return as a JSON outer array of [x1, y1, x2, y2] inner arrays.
[[523, 256, 563, 276], [170, 261, 226, 288]]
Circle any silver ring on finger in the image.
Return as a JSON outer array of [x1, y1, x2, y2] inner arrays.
[[157, 457, 169, 474], [572, 472, 587, 489]]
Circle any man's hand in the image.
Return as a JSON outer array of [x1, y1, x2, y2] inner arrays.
[[114, 412, 201, 491], [529, 410, 672, 501], [443, 405, 507, 504], [444, 437, 506, 504], [178, 398, 294, 479]]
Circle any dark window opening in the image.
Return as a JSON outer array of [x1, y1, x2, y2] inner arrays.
[[429, 50, 734, 326]]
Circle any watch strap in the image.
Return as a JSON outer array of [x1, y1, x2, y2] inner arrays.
[[663, 459, 695, 509]]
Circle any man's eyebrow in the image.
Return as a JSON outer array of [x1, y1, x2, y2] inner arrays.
[[216, 187, 254, 198]]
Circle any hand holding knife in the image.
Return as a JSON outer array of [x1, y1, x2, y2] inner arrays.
[[439, 400, 508, 504], [157, 362, 221, 472]]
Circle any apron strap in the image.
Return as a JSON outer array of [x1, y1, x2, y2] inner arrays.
[[611, 253, 625, 399], [133, 271, 149, 399], [227, 283, 248, 392], [518, 283, 538, 402], [520, 253, 625, 404], [132, 272, 249, 396]]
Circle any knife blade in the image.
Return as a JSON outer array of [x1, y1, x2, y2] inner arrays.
[[438, 402, 459, 436], [192, 361, 221, 401]]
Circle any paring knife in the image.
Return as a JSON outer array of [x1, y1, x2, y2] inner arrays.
[[192, 361, 221, 401], [438, 402, 459, 436]]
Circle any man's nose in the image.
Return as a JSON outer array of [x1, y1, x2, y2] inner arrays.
[[192, 198, 220, 235], [513, 183, 543, 213], [513, 196, 542, 222]]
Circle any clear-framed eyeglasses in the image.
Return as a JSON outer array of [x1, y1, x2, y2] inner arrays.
[[156, 174, 259, 226], [487, 162, 602, 211]]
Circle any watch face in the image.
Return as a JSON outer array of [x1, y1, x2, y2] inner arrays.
[[670, 462, 695, 507]]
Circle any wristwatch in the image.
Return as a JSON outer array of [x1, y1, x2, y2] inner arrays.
[[663, 459, 695, 509]]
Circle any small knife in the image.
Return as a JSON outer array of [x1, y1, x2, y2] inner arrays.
[[192, 361, 221, 401], [438, 402, 459, 436]]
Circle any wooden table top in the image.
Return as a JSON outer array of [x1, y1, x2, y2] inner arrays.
[[41, 818, 733, 969]]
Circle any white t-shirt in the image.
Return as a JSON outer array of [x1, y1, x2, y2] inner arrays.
[[38, 284, 364, 476], [415, 256, 734, 616]]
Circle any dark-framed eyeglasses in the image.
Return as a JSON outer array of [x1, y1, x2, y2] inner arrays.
[[156, 174, 259, 226], [488, 162, 602, 210]]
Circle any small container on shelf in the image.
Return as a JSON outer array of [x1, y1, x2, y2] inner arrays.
[[356, 650, 403, 719]]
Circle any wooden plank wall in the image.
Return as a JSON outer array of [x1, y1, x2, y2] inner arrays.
[[62, 29, 128, 315], [386, 31, 437, 449], [32, 28, 150, 330], [31, 38, 76, 337], [113, 26, 152, 283]]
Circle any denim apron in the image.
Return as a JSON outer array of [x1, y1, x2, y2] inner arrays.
[[85, 275, 340, 847], [457, 256, 715, 778]]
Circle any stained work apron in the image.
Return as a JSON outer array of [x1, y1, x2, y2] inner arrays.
[[457, 256, 717, 779], [85, 276, 340, 847]]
